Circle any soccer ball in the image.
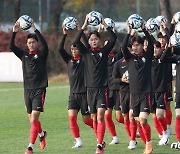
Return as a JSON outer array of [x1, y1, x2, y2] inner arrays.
[[170, 33, 180, 47], [174, 12, 180, 23], [128, 14, 142, 29], [175, 22, 180, 33], [17, 15, 32, 30], [104, 18, 115, 28], [146, 18, 160, 33], [63, 17, 77, 30], [155, 15, 167, 24], [88, 11, 102, 26]]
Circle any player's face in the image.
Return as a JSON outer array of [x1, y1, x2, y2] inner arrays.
[[154, 45, 161, 57], [144, 39, 148, 52], [88, 34, 100, 48], [27, 38, 38, 51], [132, 41, 143, 55], [158, 37, 166, 47], [71, 46, 80, 57]]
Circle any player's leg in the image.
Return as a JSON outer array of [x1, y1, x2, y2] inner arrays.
[[106, 90, 119, 145]]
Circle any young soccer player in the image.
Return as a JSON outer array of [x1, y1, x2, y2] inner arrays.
[[58, 24, 93, 148], [9, 20, 48, 154], [122, 21, 153, 154], [151, 41, 169, 145], [160, 43, 180, 149], [74, 14, 117, 154]]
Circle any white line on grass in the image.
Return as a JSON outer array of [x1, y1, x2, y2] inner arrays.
[[0, 85, 69, 92]]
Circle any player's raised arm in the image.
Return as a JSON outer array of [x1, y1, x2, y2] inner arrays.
[[9, 21, 24, 60], [31, 19, 49, 59]]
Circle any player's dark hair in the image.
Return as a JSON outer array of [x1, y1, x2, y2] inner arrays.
[[27, 33, 38, 42], [154, 41, 161, 48], [131, 36, 144, 45], [88, 31, 101, 40], [157, 32, 164, 38]]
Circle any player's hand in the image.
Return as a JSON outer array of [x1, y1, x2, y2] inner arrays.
[[126, 20, 131, 34], [76, 20, 81, 30], [82, 14, 89, 30], [131, 29, 136, 36], [31, 19, 36, 31], [62, 23, 68, 35], [160, 25, 166, 36], [141, 19, 145, 30], [98, 23, 103, 33], [13, 21, 20, 32], [171, 15, 176, 24], [121, 73, 129, 83], [101, 15, 108, 29]]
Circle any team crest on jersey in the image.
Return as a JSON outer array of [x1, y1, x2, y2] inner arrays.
[[141, 57, 146, 62], [34, 54, 38, 59]]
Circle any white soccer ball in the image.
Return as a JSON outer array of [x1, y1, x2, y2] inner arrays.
[[128, 14, 142, 29], [174, 12, 180, 23], [146, 18, 160, 33], [175, 22, 180, 33], [17, 15, 32, 30], [104, 18, 115, 28], [170, 33, 180, 47], [88, 11, 102, 26], [155, 15, 167, 24], [63, 17, 77, 30]]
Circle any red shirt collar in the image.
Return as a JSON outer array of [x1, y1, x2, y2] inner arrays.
[[108, 52, 115, 58], [73, 56, 80, 61], [29, 51, 38, 55], [91, 47, 101, 52]]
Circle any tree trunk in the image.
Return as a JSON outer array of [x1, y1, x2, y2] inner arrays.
[[159, 0, 172, 24], [52, 0, 66, 34], [13, 0, 21, 22]]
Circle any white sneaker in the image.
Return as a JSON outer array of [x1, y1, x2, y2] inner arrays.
[[171, 142, 180, 149], [109, 138, 120, 145], [72, 142, 83, 148], [128, 140, 137, 149], [158, 134, 163, 139], [157, 131, 169, 146]]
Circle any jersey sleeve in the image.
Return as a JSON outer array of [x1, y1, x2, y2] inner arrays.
[[58, 34, 72, 63], [9, 32, 24, 60]]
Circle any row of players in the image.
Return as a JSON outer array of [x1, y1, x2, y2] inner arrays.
[[9, 13, 179, 154]]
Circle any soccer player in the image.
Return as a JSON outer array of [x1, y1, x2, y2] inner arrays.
[[74, 14, 117, 154], [58, 24, 93, 148], [151, 41, 169, 146], [160, 43, 180, 149], [121, 21, 153, 154], [105, 40, 122, 145], [112, 57, 138, 149], [9, 20, 48, 154]]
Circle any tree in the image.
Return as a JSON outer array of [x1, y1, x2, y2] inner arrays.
[[159, 0, 172, 24]]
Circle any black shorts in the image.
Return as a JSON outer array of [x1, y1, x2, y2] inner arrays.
[[24, 88, 46, 114], [175, 93, 180, 109], [68, 93, 90, 115], [120, 91, 130, 114], [108, 90, 120, 110], [87, 87, 108, 114], [166, 83, 173, 101], [131, 93, 151, 117], [151, 92, 166, 113]]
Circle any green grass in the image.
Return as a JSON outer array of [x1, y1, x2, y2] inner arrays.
[[0, 82, 179, 154]]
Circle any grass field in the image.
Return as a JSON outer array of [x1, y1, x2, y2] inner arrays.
[[0, 82, 179, 154]]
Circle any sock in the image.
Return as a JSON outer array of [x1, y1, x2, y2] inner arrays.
[[30, 121, 40, 144], [84, 119, 93, 128], [105, 114, 117, 137], [116, 117, 124, 124], [137, 125, 146, 144], [166, 109, 172, 125], [28, 143, 34, 149], [69, 116, 80, 138], [75, 137, 82, 145], [175, 117, 180, 142], [153, 116, 163, 135], [158, 117, 167, 132], [142, 123, 151, 142], [93, 122, 98, 138], [124, 121, 131, 137], [130, 121, 137, 140], [97, 122, 106, 144]]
